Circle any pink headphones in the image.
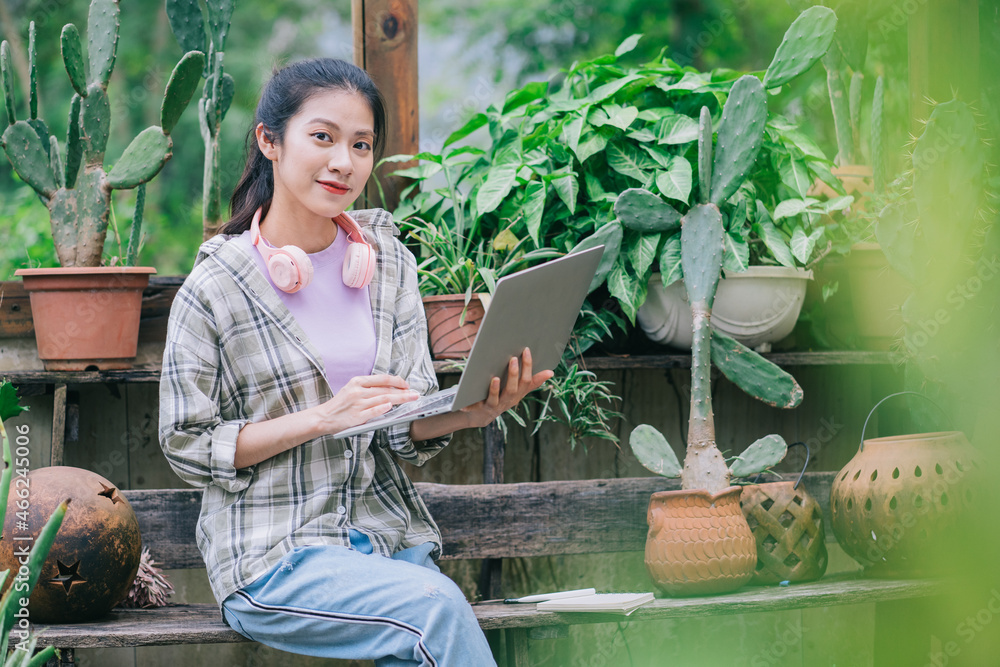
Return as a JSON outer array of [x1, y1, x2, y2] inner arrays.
[[250, 206, 376, 292]]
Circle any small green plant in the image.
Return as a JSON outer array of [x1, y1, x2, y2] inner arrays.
[[0, 0, 203, 267], [0, 381, 68, 665], [165, 0, 237, 240], [627, 77, 804, 494]]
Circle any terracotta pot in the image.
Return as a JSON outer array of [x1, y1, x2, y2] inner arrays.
[[645, 486, 757, 596], [0, 467, 142, 623], [831, 429, 982, 577], [14, 266, 156, 370], [843, 242, 910, 349], [421, 293, 489, 360]]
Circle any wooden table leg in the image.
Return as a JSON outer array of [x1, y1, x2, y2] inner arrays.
[[51, 383, 66, 466], [505, 628, 529, 667]]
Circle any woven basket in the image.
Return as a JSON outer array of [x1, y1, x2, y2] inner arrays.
[[741, 481, 828, 584]]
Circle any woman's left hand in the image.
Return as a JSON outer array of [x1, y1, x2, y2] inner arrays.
[[459, 347, 553, 429]]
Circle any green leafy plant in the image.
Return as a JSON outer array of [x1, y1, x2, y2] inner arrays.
[[384, 6, 843, 328], [0, 381, 68, 665], [0, 1, 203, 268], [165, 0, 237, 240], [628, 79, 803, 493]]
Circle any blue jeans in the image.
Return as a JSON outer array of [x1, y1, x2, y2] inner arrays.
[[221, 530, 496, 666]]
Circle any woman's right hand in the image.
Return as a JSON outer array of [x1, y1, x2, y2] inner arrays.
[[313, 374, 419, 435]]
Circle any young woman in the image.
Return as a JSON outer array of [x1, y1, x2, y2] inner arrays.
[[158, 58, 551, 666]]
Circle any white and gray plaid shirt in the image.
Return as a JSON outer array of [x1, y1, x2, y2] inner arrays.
[[158, 208, 450, 610]]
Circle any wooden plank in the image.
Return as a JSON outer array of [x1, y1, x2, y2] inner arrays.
[[51, 383, 67, 466], [122, 473, 839, 569], [31, 575, 943, 647], [352, 0, 419, 211], [0, 280, 33, 338]]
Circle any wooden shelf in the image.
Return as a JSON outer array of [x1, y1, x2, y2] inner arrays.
[[1, 350, 895, 385]]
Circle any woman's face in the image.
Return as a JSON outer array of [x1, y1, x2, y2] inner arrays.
[[256, 88, 376, 220]]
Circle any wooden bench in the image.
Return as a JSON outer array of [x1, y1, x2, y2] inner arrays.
[[29, 472, 944, 666]]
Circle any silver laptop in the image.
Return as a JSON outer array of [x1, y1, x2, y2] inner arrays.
[[333, 245, 605, 439]]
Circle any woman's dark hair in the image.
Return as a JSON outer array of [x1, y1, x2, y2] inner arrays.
[[220, 58, 387, 235]]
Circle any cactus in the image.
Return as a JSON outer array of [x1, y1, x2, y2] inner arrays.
[[166, 0, 237, 241], [871, 76, 886, 195], [0, 5, 202, 267], [709, 75, 766, 207], [762, 6, 837, 90], [613, 187, 681, 233], [628, 76, 797, 494]]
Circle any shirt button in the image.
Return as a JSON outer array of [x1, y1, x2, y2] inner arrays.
[[337, 505, 347, 515], [344, 449, 353, 459]]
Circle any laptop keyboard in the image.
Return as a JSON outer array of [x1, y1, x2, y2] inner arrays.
[[383, 386, 459, 419]]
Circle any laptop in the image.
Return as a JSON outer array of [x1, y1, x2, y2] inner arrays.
[[333, 245, 605, 439]]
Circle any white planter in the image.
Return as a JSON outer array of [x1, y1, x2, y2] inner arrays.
[[637, 266, 813, 351]]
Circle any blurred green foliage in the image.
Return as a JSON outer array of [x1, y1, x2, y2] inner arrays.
[[0, 0, 918, 280]]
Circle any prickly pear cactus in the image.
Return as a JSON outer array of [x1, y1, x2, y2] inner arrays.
[[629, 73, 795, 494], [0, 2, 202, 267], [166, 0, 237, 240]]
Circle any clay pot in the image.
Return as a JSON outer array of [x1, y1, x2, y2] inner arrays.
[[14, 266, 156, 370], [0, 467, 142, 623], [421, 293, 489, 359], [645, 486, 757, 596], [831, 430, 982, 576]]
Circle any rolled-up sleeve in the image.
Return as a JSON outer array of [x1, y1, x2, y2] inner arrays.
[[382, 245, 451, 466], [158, 288, 253, 492]]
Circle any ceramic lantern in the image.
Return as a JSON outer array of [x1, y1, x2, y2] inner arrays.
[[830, 393, 983, 576], [0, 467, 142, 622], [740, 442, 828, 584]]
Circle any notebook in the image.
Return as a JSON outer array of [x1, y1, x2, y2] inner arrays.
[[332, 245, 604, 439], [536, 592, 655, 615]]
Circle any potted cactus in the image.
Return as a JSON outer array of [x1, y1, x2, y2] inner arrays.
[[626, 75, 805, 596], [1, 0, 202, 370]]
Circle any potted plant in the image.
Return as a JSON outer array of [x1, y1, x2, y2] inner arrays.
[[1, 1, 202, 370], [627, 76, 804, 596], [628, 6, 853, 352]]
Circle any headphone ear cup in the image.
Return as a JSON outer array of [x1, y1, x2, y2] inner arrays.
[[343, 242, 376, 289], [279, 245, 314, 292]]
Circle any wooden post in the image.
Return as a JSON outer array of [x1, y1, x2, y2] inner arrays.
[[907, 0, 979, 128], [352, 0, 419, 211]]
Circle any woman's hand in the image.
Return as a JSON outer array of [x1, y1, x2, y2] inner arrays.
[[459, 347, 553, 429], [314, 374, 419, 435]]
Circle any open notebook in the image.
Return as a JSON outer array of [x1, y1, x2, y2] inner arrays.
[[536, 592, 655, 615]]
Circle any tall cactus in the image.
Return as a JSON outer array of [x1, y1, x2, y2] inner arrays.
[[0, 1, 203, 267], [625, 76, 801, 494], [165, 0, 237, 241]]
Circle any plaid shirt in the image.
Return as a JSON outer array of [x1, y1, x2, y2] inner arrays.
[[158, 208, 451, 610]]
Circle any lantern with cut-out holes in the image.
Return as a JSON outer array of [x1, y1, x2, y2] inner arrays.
[[830, 393, 983, 576], [0, 466, 141, 622], [740, 442, 828, 584]]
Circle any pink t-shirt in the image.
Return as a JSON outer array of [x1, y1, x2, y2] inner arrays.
[[235, 228, 377, 394]]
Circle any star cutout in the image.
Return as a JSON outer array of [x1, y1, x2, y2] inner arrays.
[[48, 559, 87, 594], [98, 482, 122, 504]]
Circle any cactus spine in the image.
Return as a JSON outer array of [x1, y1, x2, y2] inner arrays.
[[628, 75, 796, 494], [0, 3, 202, 267], [166, 0, 237, 241]]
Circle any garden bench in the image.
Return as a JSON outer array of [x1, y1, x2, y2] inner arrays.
[[32, 473, 943, 667]]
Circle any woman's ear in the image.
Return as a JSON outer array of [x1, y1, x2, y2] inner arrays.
[[255, 122, 278, 160]]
